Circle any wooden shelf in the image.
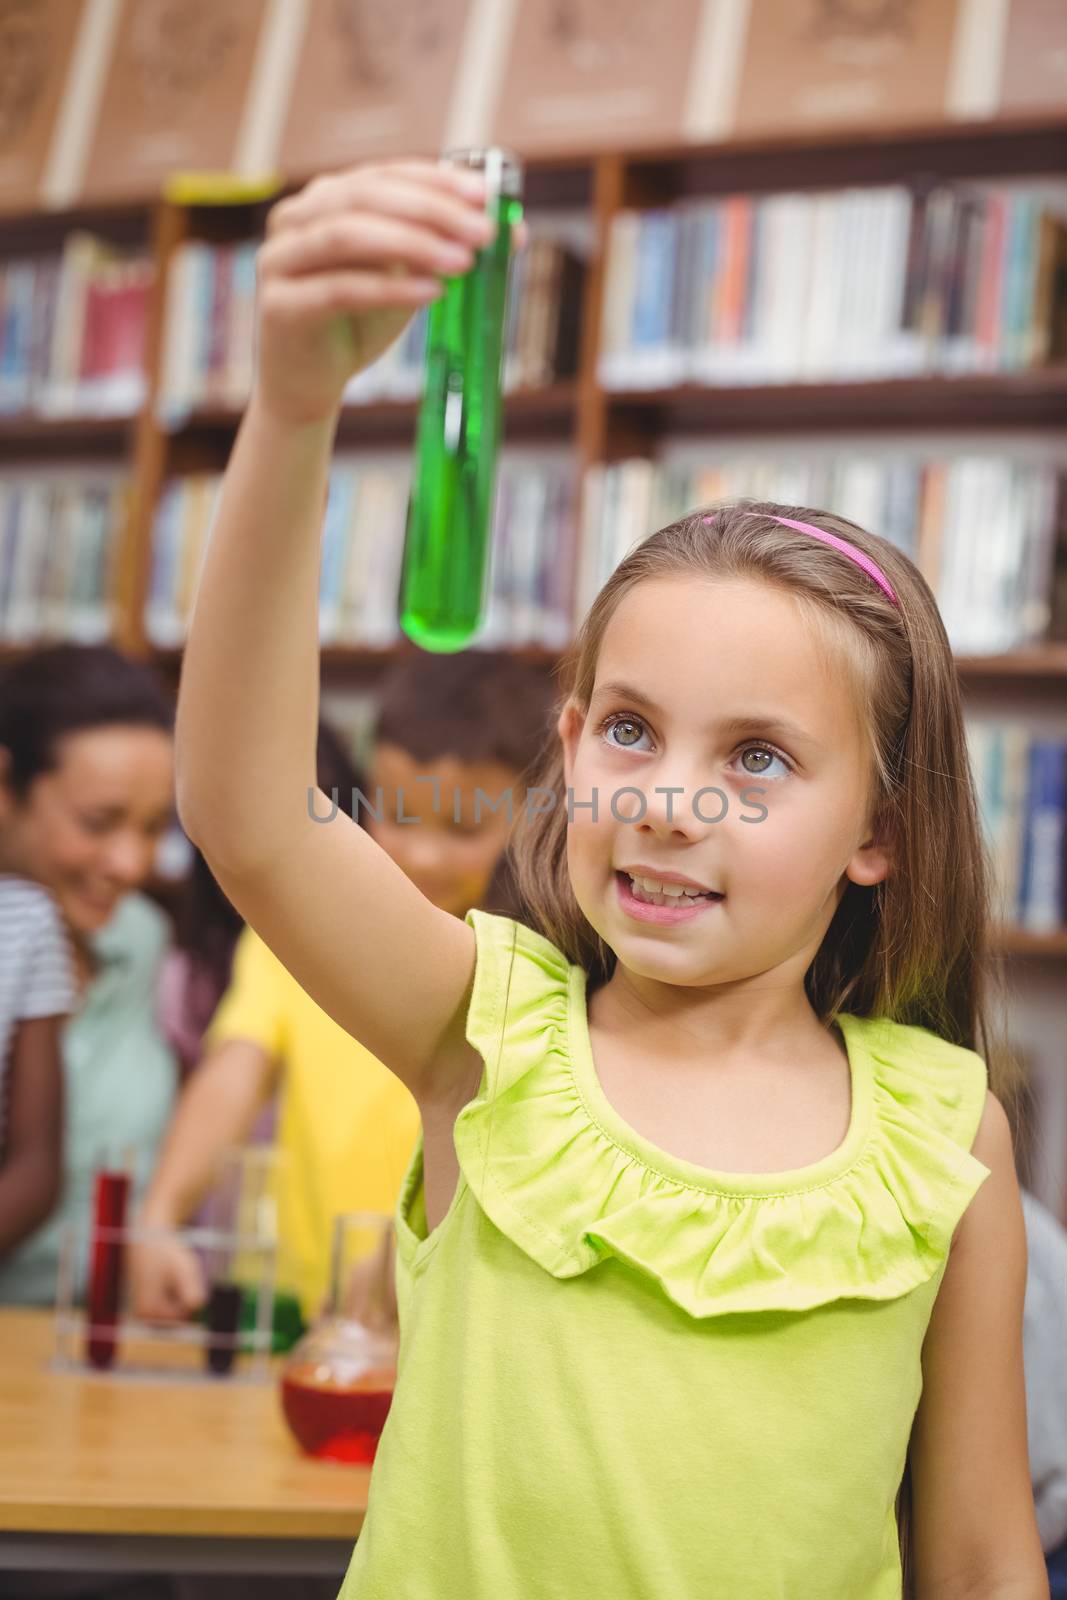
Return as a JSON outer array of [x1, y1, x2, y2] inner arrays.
[[622, 113, 1067, 202], [991, 926, 1067, 958], [165, 383, 579, 450], [147, 643, 565, 675], [0, 199, 152, 253], [139, 640, 1067, 685], [7, 367, 1061, 460], [605, 370, 1067, 440], [0, 413, 137, 458], [956, 646, 1067, 681]]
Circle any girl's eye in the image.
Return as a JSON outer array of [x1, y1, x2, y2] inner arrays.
[[597, 718, 793, 777], [600, 714, 651, 752], [738, 744, 792, 780]]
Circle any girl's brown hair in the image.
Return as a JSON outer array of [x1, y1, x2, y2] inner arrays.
[[509, 496, 1029, 1591]]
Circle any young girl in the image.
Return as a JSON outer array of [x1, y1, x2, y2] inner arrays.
[[175, 159, 1047, 1597]]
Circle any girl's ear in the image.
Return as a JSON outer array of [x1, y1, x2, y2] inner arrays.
[[846, 829, 893, 891], [557, 700, 584, 788], [844, 812, 895, 889]]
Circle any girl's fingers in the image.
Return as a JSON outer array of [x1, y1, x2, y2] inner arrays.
[[346, 174, 496, 247], [260, 270, 442, 323], [349, 157, 490, 200], [269, 163, 489, 243], [260, 209, 477, 283]]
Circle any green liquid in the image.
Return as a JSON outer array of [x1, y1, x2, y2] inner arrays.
[[399, 191, 523, 653]]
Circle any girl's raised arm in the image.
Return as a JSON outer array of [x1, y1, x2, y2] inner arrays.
[[175, 161, 499, 1102]]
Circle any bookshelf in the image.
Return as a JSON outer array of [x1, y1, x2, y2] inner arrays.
[[2, 119, 1067, 970]]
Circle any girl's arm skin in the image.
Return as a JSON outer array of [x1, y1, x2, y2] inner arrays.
[[0, 1016, 64, 1257], [130, 1038, 278, 1321], [175, 161, 505, 1106], [910, 1090, 1050, 1598]]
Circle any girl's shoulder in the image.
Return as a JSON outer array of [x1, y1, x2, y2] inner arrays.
[[455, 909, 991, 1321]]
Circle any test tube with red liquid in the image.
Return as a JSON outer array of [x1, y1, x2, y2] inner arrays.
[[86, 1165, 130, 1370]]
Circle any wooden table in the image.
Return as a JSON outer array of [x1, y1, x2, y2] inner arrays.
[[0, 1309, 365, 1577]]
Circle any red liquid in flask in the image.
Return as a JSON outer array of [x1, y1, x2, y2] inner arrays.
[[281, 1362, 395, 1464]]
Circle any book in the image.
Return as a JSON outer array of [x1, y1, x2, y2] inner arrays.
[[0, 236, 151, 418], [998, 0, 1067, 115], [279, 0, 473, 175], [493, 0, 706, 153], [150, 450, 577, 651], [599, 184, 1067, 390], [732, 0, 963, 136], [0, 469, 126, 645], [80, 0, 269, 202], [0, 0, 88, 212], [583, 444, 1064, 659], [159, 231, 584, 418], [1019, 740, 1067, 932]]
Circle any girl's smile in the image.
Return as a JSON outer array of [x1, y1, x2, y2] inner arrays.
[[616, 870, 726, 924]]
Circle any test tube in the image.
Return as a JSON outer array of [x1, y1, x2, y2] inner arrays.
[[205, 1279, 243, 1376], [86, 1161, 130, 1370], [398, 147, 524, 653]]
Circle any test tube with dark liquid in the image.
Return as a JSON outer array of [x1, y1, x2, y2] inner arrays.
[[86, 1167, 130, 1370], [398, 147, 523, 653], [205, 1280, 243, 1376]]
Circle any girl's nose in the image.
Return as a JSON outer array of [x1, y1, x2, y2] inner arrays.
[[629, 779, 713, 842]]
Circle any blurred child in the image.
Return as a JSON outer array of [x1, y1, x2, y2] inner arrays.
[[0, 876, 75, 1258], [132, 651, 551, 1323], [360, 646, 554, 920], [0, 645, 175, 1307], [155, 847, 243, 1083], [156, 719, 361, 1082], [1020, 1187, 1067, 1589]]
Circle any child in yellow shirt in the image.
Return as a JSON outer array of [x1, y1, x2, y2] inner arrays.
[[133, 650, 551, 1321]]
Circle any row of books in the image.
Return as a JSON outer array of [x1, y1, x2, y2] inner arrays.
[[967, 724, 1067, 935], [147, 451, 577, 651], [599, 185, 1067, 389], [4, 0, 1062, 215], [0, 472, 125, 644], [579, 451, 1063, 657], [157, 235, 585, 423], [5, 448, 1063, 658], [0, 236, 152, 418]]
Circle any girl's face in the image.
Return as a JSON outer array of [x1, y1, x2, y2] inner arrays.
[[0, 725, 175, 936], [366, 742, 518, 919], [560, 575, 891, 989]]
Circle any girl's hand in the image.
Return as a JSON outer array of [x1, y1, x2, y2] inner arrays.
[[253, 159, 500, 428]]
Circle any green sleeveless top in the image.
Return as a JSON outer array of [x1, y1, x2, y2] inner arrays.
[[337, 910, 991, 1600]]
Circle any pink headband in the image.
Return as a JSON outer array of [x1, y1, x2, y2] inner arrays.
[[701, 512, 899, 606]]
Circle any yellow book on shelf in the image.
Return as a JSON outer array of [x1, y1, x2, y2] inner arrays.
[[163, 173, 282, 207]]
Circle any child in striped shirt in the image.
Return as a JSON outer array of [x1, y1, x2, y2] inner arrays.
[[0, 876, 77, 1257]]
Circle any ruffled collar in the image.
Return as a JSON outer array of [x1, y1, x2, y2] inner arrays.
[[449, 912, 991, 1320]]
